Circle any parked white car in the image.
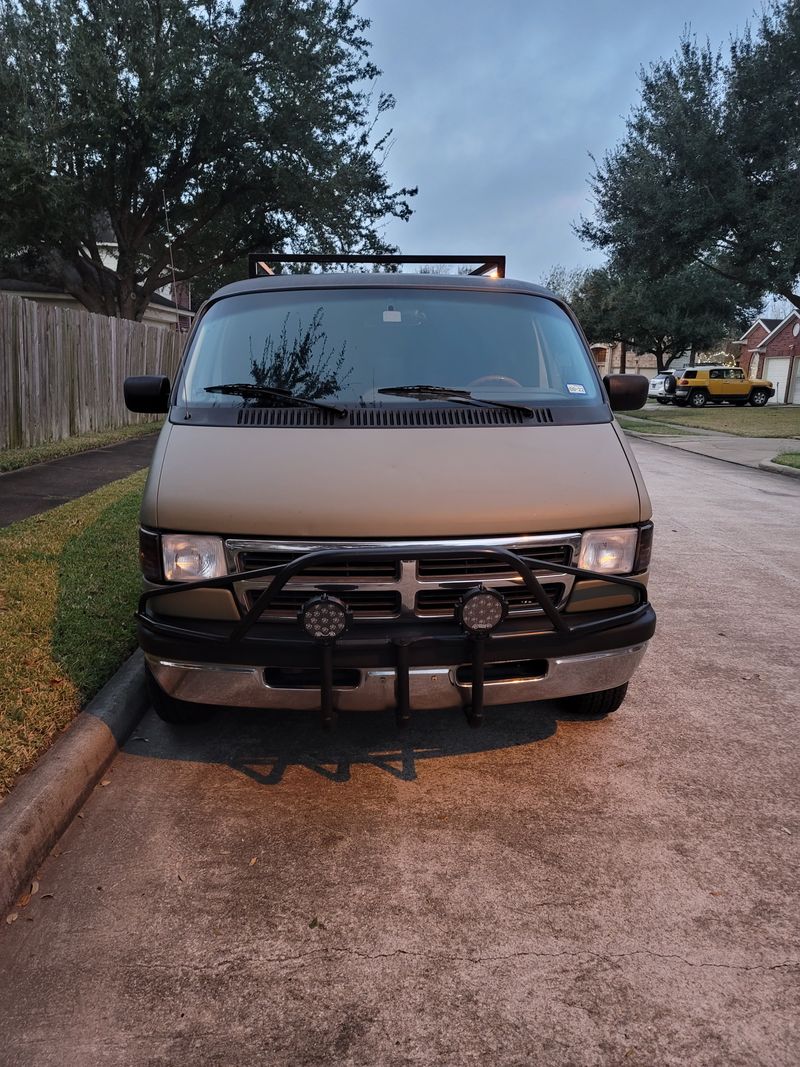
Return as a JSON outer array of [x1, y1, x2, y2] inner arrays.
[[647, 372, 677, 404]]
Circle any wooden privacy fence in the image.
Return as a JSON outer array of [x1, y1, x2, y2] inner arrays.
[[0, 291, 183, 450]]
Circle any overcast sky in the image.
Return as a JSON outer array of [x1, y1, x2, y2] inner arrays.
[[358, 0, 760, 284]]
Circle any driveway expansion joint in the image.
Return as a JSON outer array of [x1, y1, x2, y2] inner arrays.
[[188, 947, 800, 972]]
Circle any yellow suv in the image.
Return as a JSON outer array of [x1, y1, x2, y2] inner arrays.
[[672, 366, 775, 408]]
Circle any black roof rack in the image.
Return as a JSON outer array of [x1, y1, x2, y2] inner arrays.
[[247, 253, 505, 280]]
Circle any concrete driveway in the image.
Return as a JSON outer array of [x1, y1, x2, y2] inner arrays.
[[1, 442, 798, 1066]]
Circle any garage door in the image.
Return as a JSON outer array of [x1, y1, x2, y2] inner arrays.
[[764, 357, 788, 404], [790, 359, 800, 405]]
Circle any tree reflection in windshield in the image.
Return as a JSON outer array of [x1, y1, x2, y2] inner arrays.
[[249, 309, 351, 400]]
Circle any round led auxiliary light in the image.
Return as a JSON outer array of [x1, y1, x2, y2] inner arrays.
[[299, 594, 350, 642], [457, 586, 507, 636]]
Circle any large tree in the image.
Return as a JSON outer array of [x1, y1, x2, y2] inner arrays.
[[0, 0, 415, 319], [577, 0, 800, 309], [544, 264, 755, 372]]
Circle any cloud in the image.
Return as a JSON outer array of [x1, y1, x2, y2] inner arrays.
[[359, 0, 759, 280]]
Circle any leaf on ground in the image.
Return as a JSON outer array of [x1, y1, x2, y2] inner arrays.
[[31, 880, 39, 895], [6, 913, 18, 924], [15, 892, 31, 909], [41, 893, 54, 900], [308, 917, 326, 930], [780, 827, 792, 835], [249, 857, 257, 866], [100, 779, 111, 786]]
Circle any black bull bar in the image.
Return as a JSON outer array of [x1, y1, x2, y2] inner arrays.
[[138, 546, 650, 729]]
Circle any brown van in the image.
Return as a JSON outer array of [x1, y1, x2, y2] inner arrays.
[[124, 256, 655, 728]]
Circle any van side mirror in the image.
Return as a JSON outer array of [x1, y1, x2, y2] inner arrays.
[[603, 374, 648, 412], [124, 375, 171, 413]]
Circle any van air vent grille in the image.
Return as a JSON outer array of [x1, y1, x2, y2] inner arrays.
[[235, 406, 553, 427]]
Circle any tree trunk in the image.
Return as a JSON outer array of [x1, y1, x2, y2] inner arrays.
[[619, 340, 627, 374], [55, 254, 113, 317]]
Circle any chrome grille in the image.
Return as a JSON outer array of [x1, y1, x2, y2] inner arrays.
[[417, 546, 571, 579], [415, 583, 565, 617], [238, 551, 399, 579], [245, 589, 401, 620], [226, 534, 581, 622]]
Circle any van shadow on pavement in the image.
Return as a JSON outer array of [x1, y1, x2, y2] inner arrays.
[[124, 701, 601, 785]]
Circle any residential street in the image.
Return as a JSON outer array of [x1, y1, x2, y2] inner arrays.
[[1, 440, 798, 1066]]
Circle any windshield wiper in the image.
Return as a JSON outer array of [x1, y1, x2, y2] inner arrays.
[[377, 384, 534, 417], [205, 383, 347, 417]]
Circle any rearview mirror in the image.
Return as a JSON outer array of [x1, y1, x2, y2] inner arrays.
[[124, 375, 171, 413], [603, 374, 648, 412]]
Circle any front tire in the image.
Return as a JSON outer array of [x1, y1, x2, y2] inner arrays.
[[749, 389, 769, 406], [560, 683, 629, 718], [145, 665, 215, 724]]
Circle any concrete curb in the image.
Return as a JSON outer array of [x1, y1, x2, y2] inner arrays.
[[758, 459, 800, 479], [0, 650, 147, 916]]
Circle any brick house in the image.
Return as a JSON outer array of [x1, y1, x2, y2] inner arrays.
[[734, 311, 800, 404]]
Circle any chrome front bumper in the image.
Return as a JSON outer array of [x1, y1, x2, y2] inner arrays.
[[146, 642, 648, 712]]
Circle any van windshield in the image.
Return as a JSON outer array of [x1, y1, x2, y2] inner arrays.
[[180, 288, 604, 414]]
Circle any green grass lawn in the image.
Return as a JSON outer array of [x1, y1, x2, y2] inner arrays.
[[0, 471, 145, 795], [633, 405, 800, 438], [0, 421, 161, 472], [772, 452, 800, 470]]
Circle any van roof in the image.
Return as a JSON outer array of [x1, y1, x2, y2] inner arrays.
[[211, 272, 557, 303]]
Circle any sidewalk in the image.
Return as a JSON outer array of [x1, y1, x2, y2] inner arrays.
[[0, 434, 158, 528], [623, 421, 798, 470]]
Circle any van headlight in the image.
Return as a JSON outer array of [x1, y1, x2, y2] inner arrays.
[[578, 528, 638, 575], [162, 534, 227, 582]]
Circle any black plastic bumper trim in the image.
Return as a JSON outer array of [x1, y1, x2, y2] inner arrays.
[[138, 603, 656, 670]]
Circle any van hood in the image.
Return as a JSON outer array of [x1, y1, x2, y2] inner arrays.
[[145, 422, 644, 537]]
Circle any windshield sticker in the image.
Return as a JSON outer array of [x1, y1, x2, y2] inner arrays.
[[383, 308, 402, 323], [567, 383, 587, 394]]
